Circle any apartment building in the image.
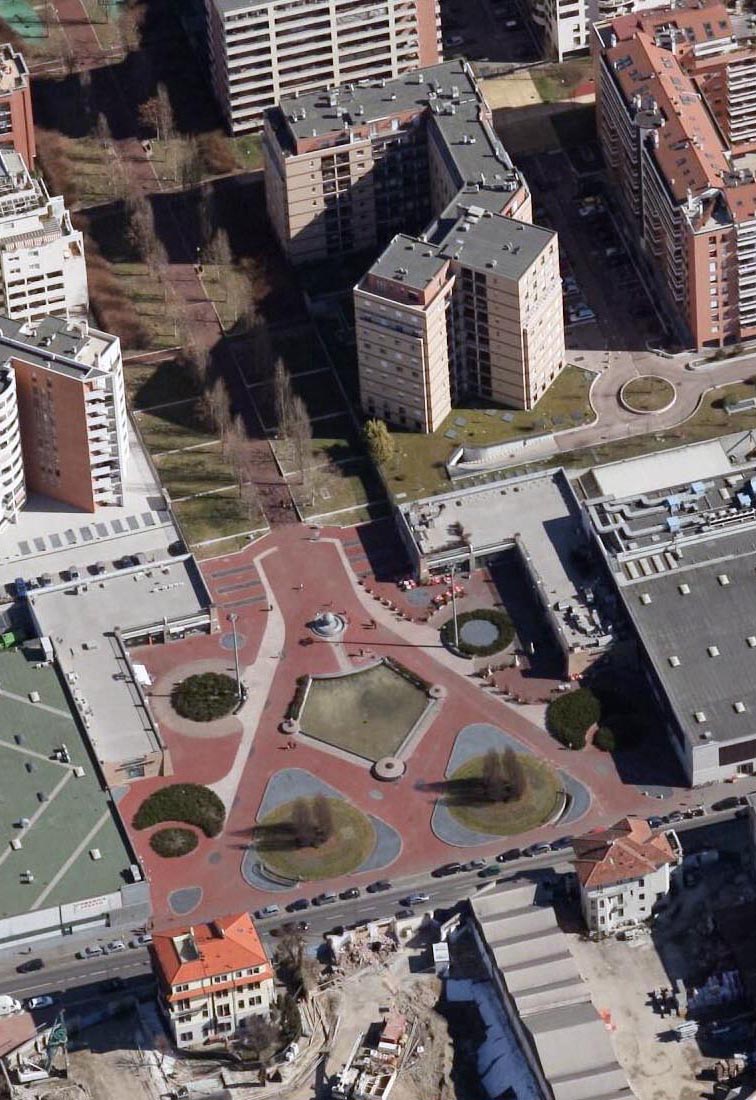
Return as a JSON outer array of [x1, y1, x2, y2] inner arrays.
[[0, 314, 129, 530], [264, 61, 564, 427], [205, 0, 441, 134], [526, 0, 662, 61], [0, 44, 34, 170], [152, 913, 275, 1050], [0, 149, 87, 322], [572, 817, 681, 935], [594, 0, 756, 347]]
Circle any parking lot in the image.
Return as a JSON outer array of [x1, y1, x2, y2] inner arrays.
[[440, 0, 539, 64], [522, 149, 670, 353]]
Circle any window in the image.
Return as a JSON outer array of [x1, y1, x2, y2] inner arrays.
[[180, 1032, 193, 1043]]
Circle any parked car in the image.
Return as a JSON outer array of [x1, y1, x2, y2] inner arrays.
[[550, 836, 574, 851], [523, 843, 551, 857], [478, 865, 500, 878], [25, 996, 54, 1010], [401, 893, 430, 906], [14, 577, 27, 598], [444, 33, 465, 46], [17, 958, 44, 974], [107, 940, 126, 953], [255, 905, 281, 919], [129, 934, 152, 948], [462, 858, 487, 871], [567, 305, 596, 324], [340, 887, 361, 900], [366, 880, 392, 893], [496, 848, 521, 863], [312, 892, 337, 906], [666, 811, 684, 823], [646, 816, 664, 829], [77, 946, 104, 959], [287, 898, 310, 912], [712, 796, 739, 812], [432, 861, 463, 877], [103, 977, 125, 992], [395, 908, 415, 920]]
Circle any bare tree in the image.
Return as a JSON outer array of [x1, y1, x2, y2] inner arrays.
[[273, 357, 294, 440], [139, 83, 174, 143], [95, 112, 112, 150], [290, 394, 313, 496], [204, 376, 231, 436], [311, 794, 334, 847], [180, 135, 203, 189], [222, 415, 247, 479], [207, 227, 233, 289], [197, 185, 216, 251], [126, 195, 156, 263]]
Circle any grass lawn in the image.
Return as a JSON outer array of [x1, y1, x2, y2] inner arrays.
[[135, 400, 213, 454], [255, 798, 375, 880], [231, 134, 263, 171], [621, 376, 675, 412], [293, 458, 386, 520], [274, 414, 361, 476], [383, 364, 595, 499], [111, 263, 179, 349], [299, 663, 429, 760], [447, 754, 561, 836], [173, 488, 259, 546], [124, 357, 202, 410], [155, 445, 236, 499]]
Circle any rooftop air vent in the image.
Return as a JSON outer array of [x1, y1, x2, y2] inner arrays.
[[707, 645, 720, 657], [734, 701, 746, 714], [718, 573, 730, 586], [639, 593, 652, 605], [748, 636, 756, 647], [668, 655, 681, 667], [694, 711, 707, 723], [678, 583, 691, 595]]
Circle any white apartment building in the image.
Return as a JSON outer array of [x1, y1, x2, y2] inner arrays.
[[0, 314, 129, 528], [205, 0, 442, 133], [153, 914, 275, 1050], [572, 817, 681, 935], [0, 149, 86, 322], [528, 0, 661, 60]]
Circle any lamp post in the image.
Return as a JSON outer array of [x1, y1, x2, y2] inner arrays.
[[450, 562, 459, 649], [227, 612, 241, 701]]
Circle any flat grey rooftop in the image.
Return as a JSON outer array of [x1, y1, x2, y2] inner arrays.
[[0, 647, 136, 921], [28, 557, 209, 767], [399, 470, 598, 648], [623, 537, 756, 747], [0, 314, 115, 379], [368, 234, 449, 292]]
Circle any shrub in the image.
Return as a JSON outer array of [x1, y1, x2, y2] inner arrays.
[[546, 688, 600, 749], [440, 608, 514, 657], [149, 826, 198, 857], [133, 783, 226, 837], [172, 672, 238, 721], [594, 726, 616, 753], [198, 132, 238, 176]]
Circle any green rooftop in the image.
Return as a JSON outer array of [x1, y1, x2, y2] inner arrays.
[[0, 647, 135, 919]]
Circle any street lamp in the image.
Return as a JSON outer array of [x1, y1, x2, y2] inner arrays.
[[227, 612, 241, 701], [450, 562, 459, 650]]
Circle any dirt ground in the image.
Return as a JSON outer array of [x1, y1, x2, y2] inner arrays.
[[482, 73, 541, 108], [64, 1017, 162, 1100], [568, 934, 707, 1100]]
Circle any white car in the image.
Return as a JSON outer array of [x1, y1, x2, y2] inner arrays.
[[25, 996, 54, 1010], [78, 945, 104, 959], [567, 305, 595, 324], [130, 933, 152, 948], [107, 940, 126, 953]]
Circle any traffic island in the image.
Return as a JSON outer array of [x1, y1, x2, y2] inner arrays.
[[620, 376, 676, 414]]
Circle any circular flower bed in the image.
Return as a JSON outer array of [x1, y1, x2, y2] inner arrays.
[[172, 672, 238, 721], [150, 826, 199, 858], [620, 376, 675, 413], [445, 753, 560, 836], [254, 797, 374, 880], [440, 608, 514, 656]]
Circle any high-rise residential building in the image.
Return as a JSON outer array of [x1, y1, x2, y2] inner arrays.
[[0, 149, 87, 322], [0, 44, 34, 170], [0, 314, 129, 529], [264, 61, 565, 430], [153, 914, 275, 1050], [594, 0, 756, 348], [204, 0, 442, 135]]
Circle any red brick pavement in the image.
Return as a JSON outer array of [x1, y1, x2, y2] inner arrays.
[[116, 525, 671, 928]]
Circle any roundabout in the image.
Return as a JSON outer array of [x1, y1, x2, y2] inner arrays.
[[620, 375, 676, 414]]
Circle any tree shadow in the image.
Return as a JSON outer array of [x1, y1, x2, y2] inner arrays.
[[251, 822, 328, 854], [415, 777, 520, 808]]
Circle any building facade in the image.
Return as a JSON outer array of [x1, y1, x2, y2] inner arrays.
[[594, 0, 756, 348], [572, 817, 681, 935], [264, 61, 565, 427], [0, 150, 87, 322], [0, 44, 34, 170], [152, 914, 275, 1050], [0, 314, 129, 530], [205, 0, 442, 134]]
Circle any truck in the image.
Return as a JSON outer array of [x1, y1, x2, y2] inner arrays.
[[0, 995, 23, 1016]]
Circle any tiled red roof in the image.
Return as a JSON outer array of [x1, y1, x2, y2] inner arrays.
[[152, 912, 271, 987], [572, 816, 677, 889]]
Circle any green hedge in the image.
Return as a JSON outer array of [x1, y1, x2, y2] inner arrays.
[[150, 826, 199, 857], [133, 783, 226, 837], [594, 726, 616, 753], [172, 672, 238, 722], [440, 608, 514, 657], [546, 688, 600, 750]]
